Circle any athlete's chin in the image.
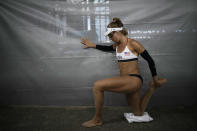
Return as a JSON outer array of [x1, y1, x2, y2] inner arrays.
[[112, 39, 119, 43]]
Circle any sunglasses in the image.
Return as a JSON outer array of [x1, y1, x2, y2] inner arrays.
[[108, 31, 115, 38]]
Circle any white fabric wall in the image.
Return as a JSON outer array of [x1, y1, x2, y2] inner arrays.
[[0, 0, 197, 106]]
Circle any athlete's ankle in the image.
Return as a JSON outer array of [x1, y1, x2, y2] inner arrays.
[[93, 115, 102, 122], [149, 86, 156, 91]]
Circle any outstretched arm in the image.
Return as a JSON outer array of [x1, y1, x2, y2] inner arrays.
[[80, 38, 116, 52], [95, 44, 115, 52]]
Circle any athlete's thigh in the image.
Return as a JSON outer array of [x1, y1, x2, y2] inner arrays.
[[94, 76, 141, 93]]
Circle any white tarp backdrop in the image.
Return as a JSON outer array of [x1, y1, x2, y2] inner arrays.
[[0, 0, 197, 106]]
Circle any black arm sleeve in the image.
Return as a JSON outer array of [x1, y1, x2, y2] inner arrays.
[[140, 50, 157, 77], [96, 44, 115, 52]]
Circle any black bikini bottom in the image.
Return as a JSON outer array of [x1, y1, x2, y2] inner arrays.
[[128, 74, 143, 84]]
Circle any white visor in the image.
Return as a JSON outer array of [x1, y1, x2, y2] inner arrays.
[[104, 27, 123, 36]]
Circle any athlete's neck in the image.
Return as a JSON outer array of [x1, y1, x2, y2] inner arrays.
[[118, 36, 128, 46]]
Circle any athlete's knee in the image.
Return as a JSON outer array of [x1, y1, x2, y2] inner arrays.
[[133, 111, 143, 116], [93, 80, 104, 92]]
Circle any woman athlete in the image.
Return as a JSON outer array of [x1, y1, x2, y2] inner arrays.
[[80, 17, 167, 127]]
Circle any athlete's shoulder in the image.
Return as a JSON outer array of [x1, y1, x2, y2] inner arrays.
[[128, 38, 145, 54], [128, 38, 139, 46]]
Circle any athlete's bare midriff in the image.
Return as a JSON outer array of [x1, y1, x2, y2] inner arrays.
[[118, 60, 140, 76], [116, 38, 141, 76]]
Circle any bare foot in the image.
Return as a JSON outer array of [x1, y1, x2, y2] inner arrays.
[[81, 119, 103, 128], [149, 78, 167, 89]]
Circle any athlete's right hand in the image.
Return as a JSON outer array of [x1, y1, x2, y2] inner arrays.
[[80, 38, 96, 48]]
